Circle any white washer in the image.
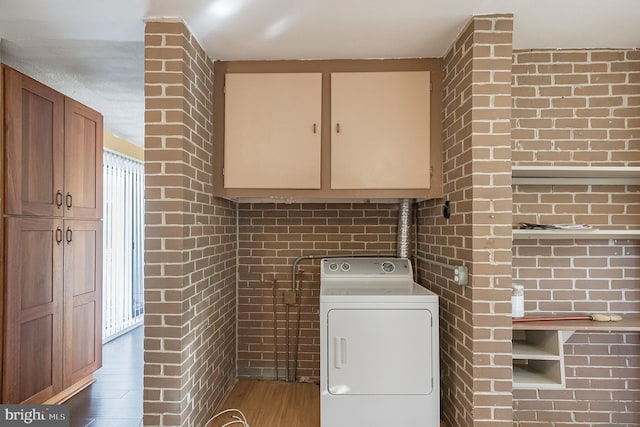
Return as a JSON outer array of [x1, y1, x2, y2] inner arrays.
[[320, 257, 439, 427]]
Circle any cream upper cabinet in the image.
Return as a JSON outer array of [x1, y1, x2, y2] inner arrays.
[[224, 73, 322, 189], [330, 71, 431, 189]]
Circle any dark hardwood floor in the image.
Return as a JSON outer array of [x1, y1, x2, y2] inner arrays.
[[67, 325, 143, 427]]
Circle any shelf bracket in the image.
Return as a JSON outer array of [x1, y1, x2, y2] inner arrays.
[[559, 330, 574, 344]]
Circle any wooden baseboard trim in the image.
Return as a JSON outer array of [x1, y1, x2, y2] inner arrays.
[[43, 374, 95, 404]]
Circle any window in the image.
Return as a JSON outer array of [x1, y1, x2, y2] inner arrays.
[[103, 150, 144, 341]]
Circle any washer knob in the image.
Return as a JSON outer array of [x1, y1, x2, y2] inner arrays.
[[328, 262, 339, 271], [381, 261, 395, 273], [340, 262, 351, 272]]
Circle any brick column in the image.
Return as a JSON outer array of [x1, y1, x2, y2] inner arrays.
[[144, 20, 237, 426], [416, 14, 514, 427]]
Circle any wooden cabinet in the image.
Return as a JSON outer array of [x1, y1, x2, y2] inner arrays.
[[3, 217, 64, 403], [223, 71, 430, 192], [4, 68, 64, 217], [4, 70, 102, 219], [1, 65, 103, 404], [213, 59, 443, 200], [64, 98, 103, 219], [2, 218, 102, 402], [330, 71, 431, 190], [223, 73, 322, 189], [63, 220, 102, 388]]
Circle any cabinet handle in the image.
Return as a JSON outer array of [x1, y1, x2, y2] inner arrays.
[[55, 227, 63, 245], [65, 227, 72, 244], [313, 123, 317, 134], [336, 123, 341, 133], [65, 193, 72, 209], [56, 191, 63, 208]]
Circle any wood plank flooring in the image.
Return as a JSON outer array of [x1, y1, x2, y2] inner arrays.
[[67, 326, 143, 427], [66, 331, 444, 427], [207, 380, 320, 427], [208, 379, 446, 427]]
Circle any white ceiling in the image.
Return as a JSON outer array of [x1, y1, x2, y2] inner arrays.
[[0, 0, 639, 147]]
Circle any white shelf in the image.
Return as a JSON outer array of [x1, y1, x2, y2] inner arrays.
[[512, 166, 640, 185], [512, 330, 565, 389], [511, 164, 639, 390], [513, 363, 564, 389], [513, 341, 561, 360], [513, 229, 640, 240]]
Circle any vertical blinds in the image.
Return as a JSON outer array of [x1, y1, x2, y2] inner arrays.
[[103, 150, 145, 341]]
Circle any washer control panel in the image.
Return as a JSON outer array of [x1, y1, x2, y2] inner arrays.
[[322, 257, 412, 278]]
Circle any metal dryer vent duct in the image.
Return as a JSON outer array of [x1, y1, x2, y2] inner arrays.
[[396, 198, 413, 259]]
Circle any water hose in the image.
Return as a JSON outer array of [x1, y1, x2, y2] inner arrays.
[[272, 279, 279, 381], [292, 268, 305, 382]]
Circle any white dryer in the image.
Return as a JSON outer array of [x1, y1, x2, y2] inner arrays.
[[320, 257, 439, 427]]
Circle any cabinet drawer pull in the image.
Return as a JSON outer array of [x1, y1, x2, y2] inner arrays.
[[313, 123, 317, 134], [56, 191, 63, 208], [65, 193, 72, 209], [55, 227, 63, 245], [336, 123, 341, 133], [65, 227, 72, 244]]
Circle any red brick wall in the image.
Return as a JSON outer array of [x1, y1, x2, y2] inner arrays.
[[512, 49, 640, 166], [237, 202, 399, 380], [512, 48, 640, 426], [144, 21, 237, 427], [514, 332, 640, 426], [416, 15, 514, 427]]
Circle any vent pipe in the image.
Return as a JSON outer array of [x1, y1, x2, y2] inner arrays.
[[396, 198, 413, 259]]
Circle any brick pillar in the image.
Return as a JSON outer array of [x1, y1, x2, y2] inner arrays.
[[416, 14, 513, 427], [143, 20, 237, 426]]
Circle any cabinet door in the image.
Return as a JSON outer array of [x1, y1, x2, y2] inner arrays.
[[224, 73, 322, 189], [331, 71, 431, 189], [4, 66, 65, 216], [3, 217, 64, 403], [64, 98, 103, 219], [63, 219, 102, 387]]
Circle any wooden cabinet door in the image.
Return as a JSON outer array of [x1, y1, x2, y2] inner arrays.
[[63, 219, 102, 387], [64, 98, 103, 219], [224, 73, 322, 189], [331, 71, 431, 189], [4, 66, 65, 216], [3, 217, 64, 403]]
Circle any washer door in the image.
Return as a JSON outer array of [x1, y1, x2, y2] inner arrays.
[[327, 309, 433, 395]]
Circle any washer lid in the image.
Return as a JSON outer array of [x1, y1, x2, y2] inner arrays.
[[320, 280, 438, 303]]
